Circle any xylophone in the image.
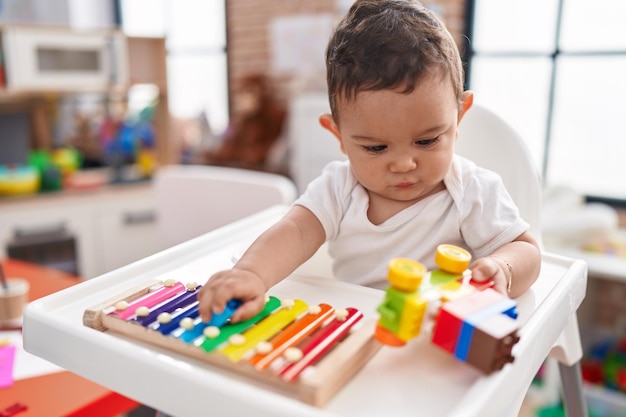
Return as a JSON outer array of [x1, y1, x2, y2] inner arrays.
[[83, 280, 381, 407]]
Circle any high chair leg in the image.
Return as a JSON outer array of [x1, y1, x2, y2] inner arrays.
[[549, 315, 588, 417], [558, 361, 588, 417]]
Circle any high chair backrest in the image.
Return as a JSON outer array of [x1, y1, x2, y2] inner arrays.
[[298, 104, 545, 279], [456, 104, 543, 245], [153, 165, 298, 247]]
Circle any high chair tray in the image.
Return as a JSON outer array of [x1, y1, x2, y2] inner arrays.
[[23, 205, 587, 417]]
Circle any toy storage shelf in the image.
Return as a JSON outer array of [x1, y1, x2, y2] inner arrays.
[[546, 247, 626, 283], [0, 27, 172, 165], [546, 228, 626, 283], [548, 236, 626, 416]]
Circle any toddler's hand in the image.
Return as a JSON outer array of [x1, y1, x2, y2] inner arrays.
[[197, 269, 267, 323], [469, 257, 509, 296]]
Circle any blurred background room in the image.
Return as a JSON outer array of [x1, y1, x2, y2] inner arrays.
[[0, 1, 625, 415]]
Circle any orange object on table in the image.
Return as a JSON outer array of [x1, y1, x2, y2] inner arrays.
[[0, 259, 140, 417]]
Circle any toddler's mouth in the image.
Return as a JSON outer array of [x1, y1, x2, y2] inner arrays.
[[396, 182, 415, 189]]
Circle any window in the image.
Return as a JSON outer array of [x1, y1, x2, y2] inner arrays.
[[465, 0, 626, 203], [119, 0, 229, 135]]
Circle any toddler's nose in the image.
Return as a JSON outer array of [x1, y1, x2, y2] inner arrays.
[[390, 154, 417, 172]]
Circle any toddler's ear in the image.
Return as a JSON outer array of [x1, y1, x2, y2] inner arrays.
[[458, 91, 474, 123], [319, 113, 346, 153]]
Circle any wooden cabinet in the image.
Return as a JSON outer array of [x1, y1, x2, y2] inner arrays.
[[0, 183, 164, 279], [93, 185, 161, 274], [0, 195, 96, 275]]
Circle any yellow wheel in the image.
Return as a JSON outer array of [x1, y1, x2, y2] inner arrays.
[[435, 244, 471, 274], [387, 258, 427, 292]]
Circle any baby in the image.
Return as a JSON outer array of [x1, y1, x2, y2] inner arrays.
[[198, 0, 541, 323]]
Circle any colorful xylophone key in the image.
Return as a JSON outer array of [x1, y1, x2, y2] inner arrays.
[[278, 307, 364, 382], [109, 281, 187, 321], [248, 303, 335, 371], [197, 296, 281, 352], [177, 299, 243, 343], [135, 284, 202, 326], [219, 299, 309, 362]]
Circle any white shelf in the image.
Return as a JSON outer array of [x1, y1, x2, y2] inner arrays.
[[545, 246, 626, 282]]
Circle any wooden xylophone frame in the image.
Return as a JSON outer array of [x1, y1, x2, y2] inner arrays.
[[83, 280, 382, 407]]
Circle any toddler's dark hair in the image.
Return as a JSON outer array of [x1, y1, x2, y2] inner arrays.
[[326, 0, 464, 120]]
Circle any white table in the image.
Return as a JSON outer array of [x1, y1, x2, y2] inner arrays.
[[23, 206, 588, 417]]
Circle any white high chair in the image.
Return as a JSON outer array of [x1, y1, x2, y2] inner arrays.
[[457, 104, 587, 417], [21, 108, 589, 417], [455, 104, 543, 242], [153, 165, 298, 248]]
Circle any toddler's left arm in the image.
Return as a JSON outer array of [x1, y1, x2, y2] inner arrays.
[[469, 231, 541, 297]]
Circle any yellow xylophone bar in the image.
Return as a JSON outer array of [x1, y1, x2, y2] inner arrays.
[[220, 299, 309, 362]]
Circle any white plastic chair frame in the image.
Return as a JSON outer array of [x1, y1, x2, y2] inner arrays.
[[457, 104, 587, 417], [153, 165, 298, 248]]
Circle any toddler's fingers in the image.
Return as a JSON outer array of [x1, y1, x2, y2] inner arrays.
[[197, 287, 220, 322], [471, 259, 508, 296], [230, 296, 266, 323], [470, 257, 500, 281], [469, 265, 490, 282], [202, 280, 262, 320]]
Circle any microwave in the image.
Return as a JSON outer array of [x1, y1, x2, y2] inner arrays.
[[1, 26, 128, 91]]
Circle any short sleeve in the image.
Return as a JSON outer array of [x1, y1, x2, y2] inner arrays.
[[459, 166, 529, 258], [294, 160, 356, 241]]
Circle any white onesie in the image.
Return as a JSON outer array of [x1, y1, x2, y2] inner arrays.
[[295, 155, 529, 289]]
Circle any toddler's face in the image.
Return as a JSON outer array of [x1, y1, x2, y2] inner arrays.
[[324, 73, 471, 212]]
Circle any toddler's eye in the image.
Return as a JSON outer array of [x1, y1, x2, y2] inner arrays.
[[415, 137, 440, 147], [363, 145, 387, 153]]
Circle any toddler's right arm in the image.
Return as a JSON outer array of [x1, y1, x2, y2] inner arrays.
[[197, 205, 326, 323]]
